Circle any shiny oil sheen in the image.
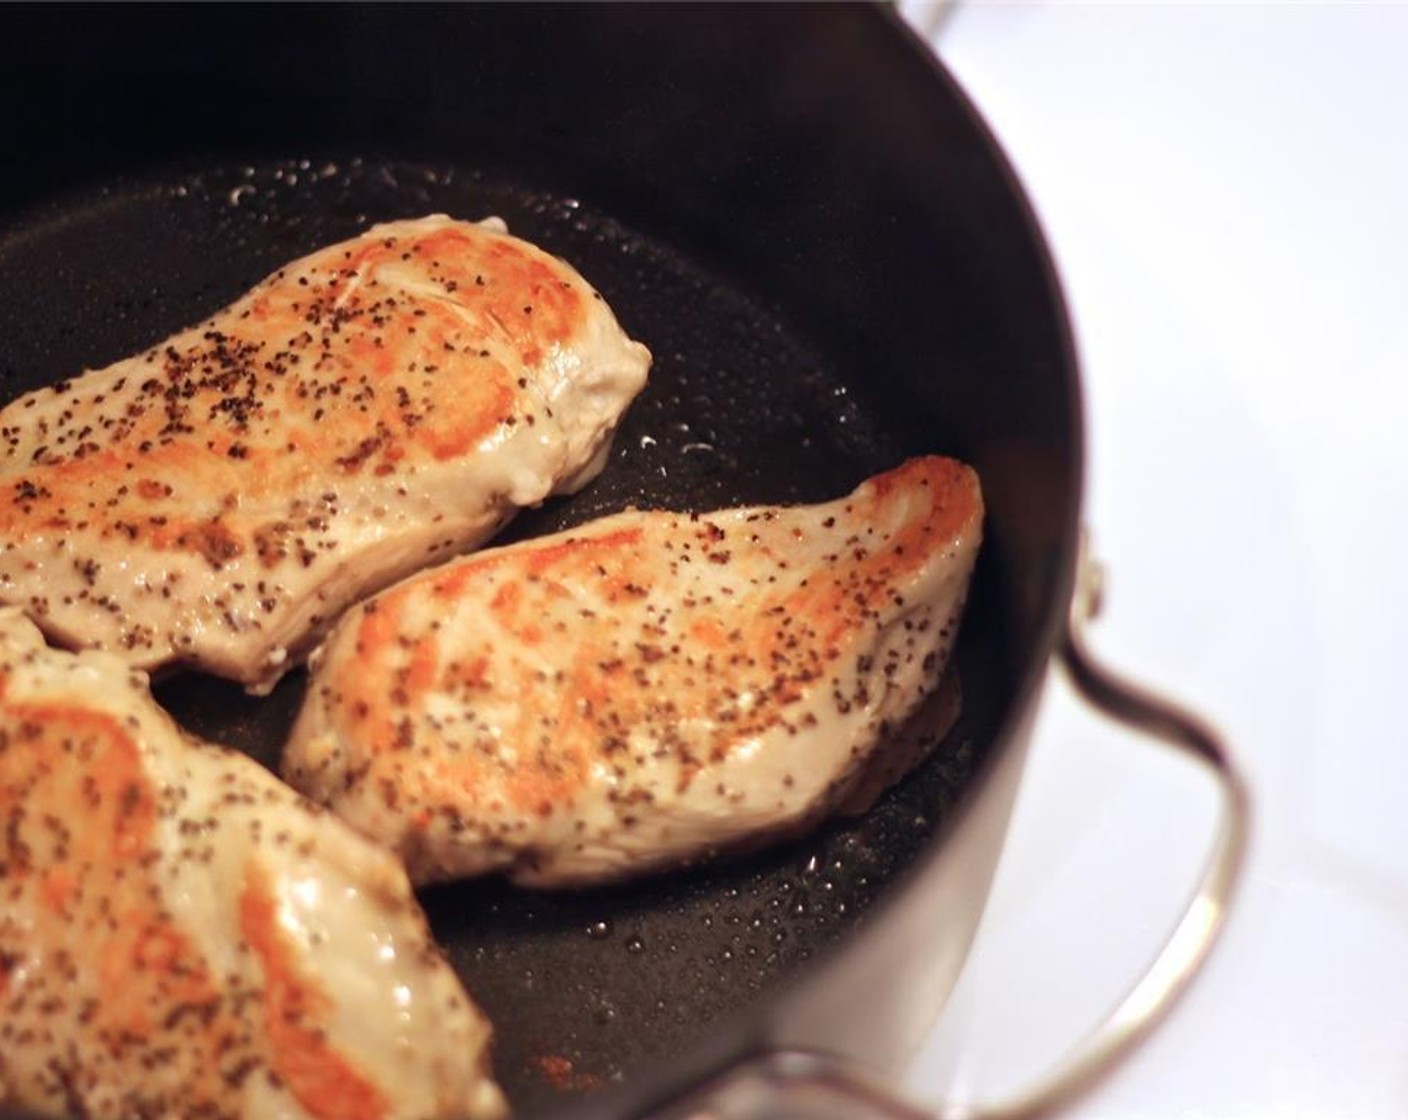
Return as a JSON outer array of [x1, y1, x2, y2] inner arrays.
[[0, 159, 984, 1114]]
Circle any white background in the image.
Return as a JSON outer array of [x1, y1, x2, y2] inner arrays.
[[897, 4, 1408, 1118]]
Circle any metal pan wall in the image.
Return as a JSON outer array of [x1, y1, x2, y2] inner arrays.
[[0, 6, 1081, 1117]]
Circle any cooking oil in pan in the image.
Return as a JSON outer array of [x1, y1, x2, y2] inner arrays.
[[0, 156, 985, 1114]]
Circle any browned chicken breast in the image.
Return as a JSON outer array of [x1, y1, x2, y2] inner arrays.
[[0, 215, 651, 692], [283, 456, 983, 887], [0, 608, 505, 1120]]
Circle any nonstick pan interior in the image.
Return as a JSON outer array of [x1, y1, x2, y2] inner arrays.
[[0, 6, 1083, 1117], [0, 158, 992, 1115]]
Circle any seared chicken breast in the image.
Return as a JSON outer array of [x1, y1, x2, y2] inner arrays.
[[0, 215, 651, 692], [284, 456, 982, 887], [0, 609, 505, 1120]]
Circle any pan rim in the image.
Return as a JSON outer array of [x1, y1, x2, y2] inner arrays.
[[0, 4, 1085, 1117]]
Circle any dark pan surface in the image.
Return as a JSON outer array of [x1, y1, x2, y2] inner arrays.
[[0, 5, 1083, 1117], [0, 160, 990, 1114]]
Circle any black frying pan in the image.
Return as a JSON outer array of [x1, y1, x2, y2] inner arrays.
[[0, 6, 1088, 1118]]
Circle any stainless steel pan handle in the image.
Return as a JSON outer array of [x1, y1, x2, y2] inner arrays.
[[0, 554, 1250, 1120], [659, 541, 1252, 1120]]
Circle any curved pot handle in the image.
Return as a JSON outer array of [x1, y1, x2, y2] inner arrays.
[[655, 540, 1252, 1120]]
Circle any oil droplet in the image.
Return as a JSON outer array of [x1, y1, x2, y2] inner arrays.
[[593, 1002, 618, 1026], [586, 920, 612, 940], [624, 935, 645, 954]]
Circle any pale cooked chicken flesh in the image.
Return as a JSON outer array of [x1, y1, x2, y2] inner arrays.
[[0, 215, 651, 692], [0, 608, 505, 1120], [284, 456, 983, 887]]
